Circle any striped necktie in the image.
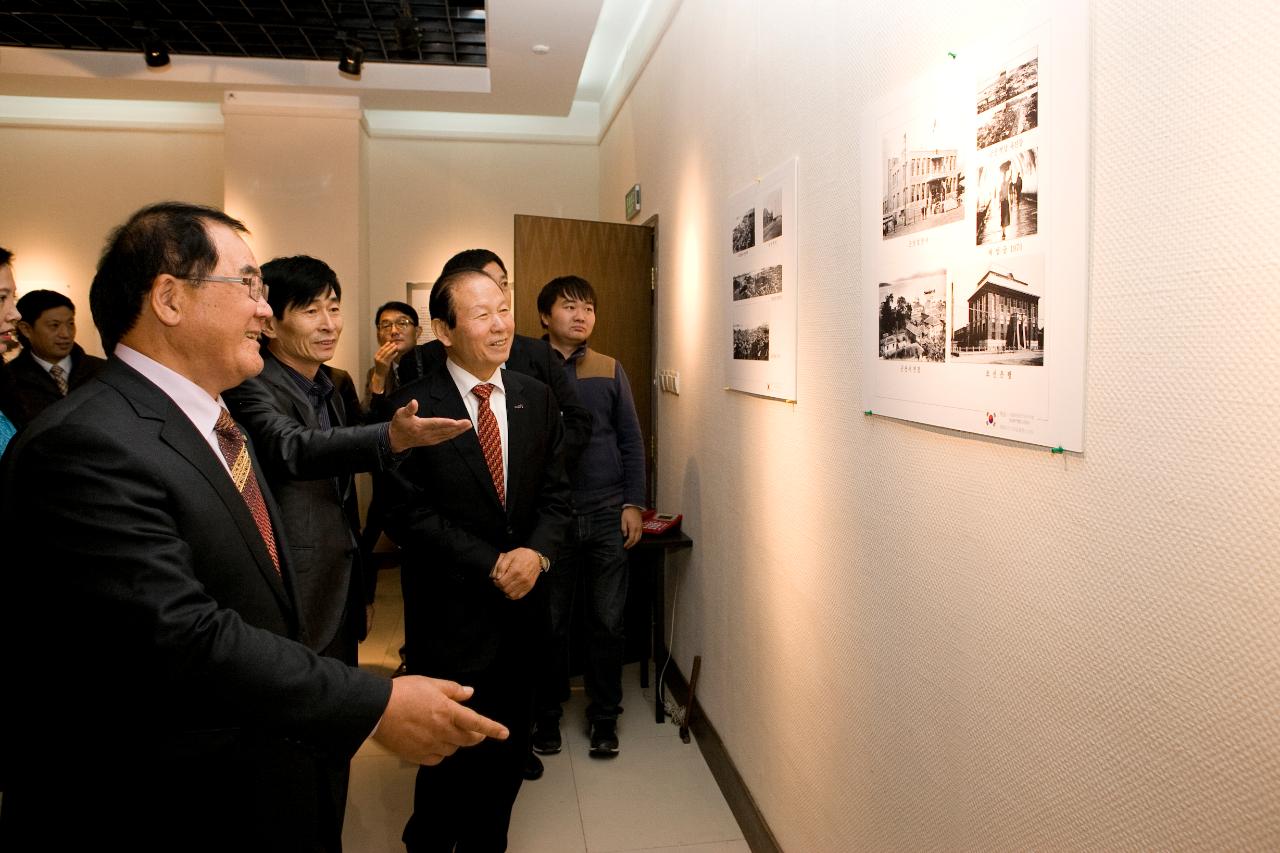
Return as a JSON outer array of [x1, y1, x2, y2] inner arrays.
[[213, 408, 281, 574], [49, 364, 68, 396], [471, 383, 505, 507]]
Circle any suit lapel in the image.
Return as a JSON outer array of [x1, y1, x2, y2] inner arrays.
[[261, 356, 319, 428], [102, 361, 293, 611], [502, 370, 532, 518], [427, 364, 505, 514]]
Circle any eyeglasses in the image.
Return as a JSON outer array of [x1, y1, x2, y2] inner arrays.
[[186, 274, 268, 303], [377, 318, 417, 331]]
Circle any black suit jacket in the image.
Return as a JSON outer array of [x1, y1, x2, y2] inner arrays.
[[0, 358, 389, 851], [382, 361, 572, 675], [224, 353, 389, 656], [8, 342, 106, 418], [384, 335, 592, 471]]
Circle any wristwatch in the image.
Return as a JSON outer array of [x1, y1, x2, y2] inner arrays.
[[535, 551, 551, 573]]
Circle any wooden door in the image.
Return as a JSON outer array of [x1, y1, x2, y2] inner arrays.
[[513, 214, 654, 503]]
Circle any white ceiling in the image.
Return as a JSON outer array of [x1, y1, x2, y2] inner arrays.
[[0, 0, 680, 142]]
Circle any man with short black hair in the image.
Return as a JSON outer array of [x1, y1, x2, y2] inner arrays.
[[10, 289, 105, 417], [365, 299, 422, 404], [0, 203, 506, 851], [533, 274, 647, 759], [384, 267, 572, 852], [223, 255, 474, 837], [385, 249, 592, 474]]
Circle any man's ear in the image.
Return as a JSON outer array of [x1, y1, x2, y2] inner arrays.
[[538, 313, 550, 330], [15, 320, 33, 338], [261, 314, 278, 340], [149, 275, 184, 328], [431, 317, 452, 347]]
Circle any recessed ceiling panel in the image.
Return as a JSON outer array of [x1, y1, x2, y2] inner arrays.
[[0, 1, 487, 67]]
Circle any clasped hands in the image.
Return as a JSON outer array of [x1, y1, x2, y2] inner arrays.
[[489, 547, 542, 600]]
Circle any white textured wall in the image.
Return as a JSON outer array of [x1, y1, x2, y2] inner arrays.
[[0, 126, 224, 357], [600, 1, 1280, 849]]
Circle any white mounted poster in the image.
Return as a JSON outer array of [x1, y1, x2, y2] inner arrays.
[[861, 7, 1089, 451], [726, 158, 798, 401]]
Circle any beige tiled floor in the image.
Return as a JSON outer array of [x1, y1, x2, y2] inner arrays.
[[346, 568, 748, 853]]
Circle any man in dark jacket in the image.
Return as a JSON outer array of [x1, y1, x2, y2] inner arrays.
[[223, 254, 473, 837], [10, 289, 105, 417]]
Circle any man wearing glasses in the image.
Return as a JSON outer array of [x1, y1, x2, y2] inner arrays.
[[365, 300, 423, 405], [0, 202, 506, 851]]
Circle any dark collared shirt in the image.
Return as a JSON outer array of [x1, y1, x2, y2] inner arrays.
[[281, 360, 336, 430]]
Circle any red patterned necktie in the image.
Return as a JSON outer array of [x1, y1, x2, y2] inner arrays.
[[471, 383, 505, 507], [49, 364, 68, 396], [213, 408, 281, 574]]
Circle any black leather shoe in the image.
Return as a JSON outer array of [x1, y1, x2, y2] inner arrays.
[[523, 750, 544, 780], [588, 719, 619, 758], [532, 719, 562, 755]]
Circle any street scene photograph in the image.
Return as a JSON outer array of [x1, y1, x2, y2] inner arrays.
[[976, 148, 1038, 244], [881, 114, 965, 239]]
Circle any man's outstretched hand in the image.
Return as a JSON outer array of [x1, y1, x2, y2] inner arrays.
[[372, 675, 508, 766]]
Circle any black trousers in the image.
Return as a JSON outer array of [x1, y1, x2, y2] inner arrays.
[[402, 647, 533, 853]]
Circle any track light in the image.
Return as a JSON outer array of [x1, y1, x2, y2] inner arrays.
[[143, 32, 169, 68], [338, 39, 364, 76]]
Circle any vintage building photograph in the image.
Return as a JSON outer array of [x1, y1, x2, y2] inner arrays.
[[878, 268, 947, 362], [949, 261, 1045, 366]]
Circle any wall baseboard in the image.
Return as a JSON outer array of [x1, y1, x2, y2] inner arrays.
[[658, 656, 782, 853]]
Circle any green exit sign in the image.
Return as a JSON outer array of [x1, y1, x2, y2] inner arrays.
[[625, 184, 641, 220]]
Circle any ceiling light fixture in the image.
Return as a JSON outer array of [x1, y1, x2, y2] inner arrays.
[[143, 31, 169, 68], [531, 44, 551, 55], [338, 37, 364, 76]]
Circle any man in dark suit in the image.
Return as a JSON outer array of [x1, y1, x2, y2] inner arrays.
[[383, 268, 572, 852], [374, 249, 591, 474], [0, 202, 507, 852], [9, 289, 105, 417], [223, 255, 472, 832]]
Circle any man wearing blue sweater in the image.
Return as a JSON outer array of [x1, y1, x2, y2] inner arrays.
[[532, 275, 647, 757]]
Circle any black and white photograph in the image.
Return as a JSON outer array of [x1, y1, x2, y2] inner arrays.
[[949, 255, 1045, 366], [976, 49, 1039, 114], [976, 148, 1038, 244], [732, 322, 770, 361], [727, 157, 797, 399], [732, 264, 783, 302], [881, 119, 965, 239], [762, 188, 783, 242], [862, 14, 1088, 450], [977, 90, 1038, 150], [877, 269, 947, 362], [731, 208, 756, 253]]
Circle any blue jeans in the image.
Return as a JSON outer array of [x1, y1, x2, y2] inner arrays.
[[537, 505, 628, 722]]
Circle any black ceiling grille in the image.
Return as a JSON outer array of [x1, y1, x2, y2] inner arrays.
[[0, 1, 487, 67]]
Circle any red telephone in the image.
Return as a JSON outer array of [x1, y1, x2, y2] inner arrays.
[[641, 509, 682, 536]]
